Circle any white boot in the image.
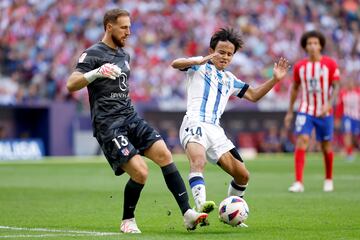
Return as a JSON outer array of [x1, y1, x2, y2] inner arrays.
[[183, 209, 208, 230], [323, 179, 334, 192], [288, 181, 304, 192], [120, 218, 141, 233]]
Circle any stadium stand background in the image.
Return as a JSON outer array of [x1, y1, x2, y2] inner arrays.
[[0, 0, 359, 156]]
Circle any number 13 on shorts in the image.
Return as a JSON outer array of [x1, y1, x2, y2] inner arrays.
[[112, 135, 129, 148]]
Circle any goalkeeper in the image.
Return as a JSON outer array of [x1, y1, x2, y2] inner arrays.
[[66, 8, 207, 233]]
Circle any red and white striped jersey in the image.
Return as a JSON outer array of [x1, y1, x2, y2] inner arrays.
[[294, 56, 340, 117], [336, 87, 360, 120]]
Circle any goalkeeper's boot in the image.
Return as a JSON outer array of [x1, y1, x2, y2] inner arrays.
[[197, 200, 216, 214], [288, 181, 304, 193], [120, 218, 141, 233], [183, 209, 209, 230]]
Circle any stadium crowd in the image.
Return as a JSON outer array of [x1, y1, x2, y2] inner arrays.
[[0, 0, 359, 111]]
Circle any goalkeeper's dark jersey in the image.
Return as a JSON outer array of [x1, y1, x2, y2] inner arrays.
[[75, 42, 137, 142]]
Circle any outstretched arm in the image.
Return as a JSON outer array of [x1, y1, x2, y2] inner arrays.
[[171, 53, 219, 70], [244, 57, 290, 102]]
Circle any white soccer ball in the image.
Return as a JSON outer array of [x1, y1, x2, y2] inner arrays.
[[218, 196, 249, 226]]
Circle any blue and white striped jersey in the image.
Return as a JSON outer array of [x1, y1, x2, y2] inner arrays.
[[183, 62, 249, 125]]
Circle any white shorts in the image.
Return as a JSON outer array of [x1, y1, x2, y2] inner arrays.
[[179, 115, 235, 164]]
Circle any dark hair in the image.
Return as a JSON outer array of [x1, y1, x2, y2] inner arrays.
[[300, 30, 326, 51], [103, 9, 130, 30], [210, 28, 244, 53]]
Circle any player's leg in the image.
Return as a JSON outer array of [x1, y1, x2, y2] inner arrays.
[[185, 142, 214, 213], [355, 120, 360, 160], [206, 126, 248, 206], [289, 113, 312, 192], [120, 155, 148, 233], [316, 115, 335, 192], [132, 117, 207, 230], [217, 149, 249, 228], [217, 149, 249, 198], [344, 132, 354, 160], [343, 117, 354, 161], [179, 118, 215, 214], [101, 133, 146, 233], [144, 140, 208, 230], [289, 134, 309, 192], [320, 140, 334, 192], [144, 140, 191, 214]]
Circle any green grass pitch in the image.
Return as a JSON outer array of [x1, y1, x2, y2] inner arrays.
[[0, 153, 359, 239]]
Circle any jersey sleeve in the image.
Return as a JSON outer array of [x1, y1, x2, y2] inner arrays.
[[179, 65, 201, 72], [75, 49, 101, 73], [334, 89, 344, 118], [293, 62, 300, 83], [231, 74, 249, 98], [331, 60, 340, 82]]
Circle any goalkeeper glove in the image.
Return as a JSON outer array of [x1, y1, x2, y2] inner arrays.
[[84, 63, 122, 83]]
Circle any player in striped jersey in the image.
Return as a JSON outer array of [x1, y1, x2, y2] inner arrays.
[[284, 30, 340, 193], [171, 28, 290, 225], [335, 79, 360, 161]]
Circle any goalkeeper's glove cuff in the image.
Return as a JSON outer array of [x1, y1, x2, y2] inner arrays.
[[83, 68, 100, 83]]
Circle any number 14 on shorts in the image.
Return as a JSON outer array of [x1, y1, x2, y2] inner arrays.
[[185, 126, 202, 137]]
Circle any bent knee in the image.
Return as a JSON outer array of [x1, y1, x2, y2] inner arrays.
[[132, 166, 148, 184], [240, 169, 250, 184], [156, 148, 173, 166], [321, 144, 333, 154], [189, 158, 206, 172], [296, 135, 309, 148], [234, 169, 250, 185], [189, 154, 206, 166]]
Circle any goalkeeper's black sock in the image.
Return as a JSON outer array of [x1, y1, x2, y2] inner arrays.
[[161, 162, 191, 215], [122, 178, 144, 220]]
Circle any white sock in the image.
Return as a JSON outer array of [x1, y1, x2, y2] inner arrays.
[[228, 179, 247, 197], [189, 172, 206, 210]]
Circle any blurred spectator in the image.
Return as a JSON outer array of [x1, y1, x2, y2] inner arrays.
[[260, 125, 282, 152], [0, 72, 18, 105], [0, 124, 7, 139], [334, 78, 360, 160], [164, 127, 184, 154], [279, 128, 295, 153], [0, 0, 359, 112]]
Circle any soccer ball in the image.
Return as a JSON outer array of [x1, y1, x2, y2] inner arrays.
[[218, 196, 249, 226]]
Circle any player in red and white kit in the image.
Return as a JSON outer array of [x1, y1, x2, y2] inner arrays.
[[284, 30, 340, 192], [335, 79, 360, 161]]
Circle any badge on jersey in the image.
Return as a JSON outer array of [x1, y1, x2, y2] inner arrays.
[[125, 60, 130, 70], [121, 147, 130, 156], [78, 53, 87, 63]]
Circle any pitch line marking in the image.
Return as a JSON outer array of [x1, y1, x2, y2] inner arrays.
[[0, 225, 121, 237], [0, 233, 115, 238]]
